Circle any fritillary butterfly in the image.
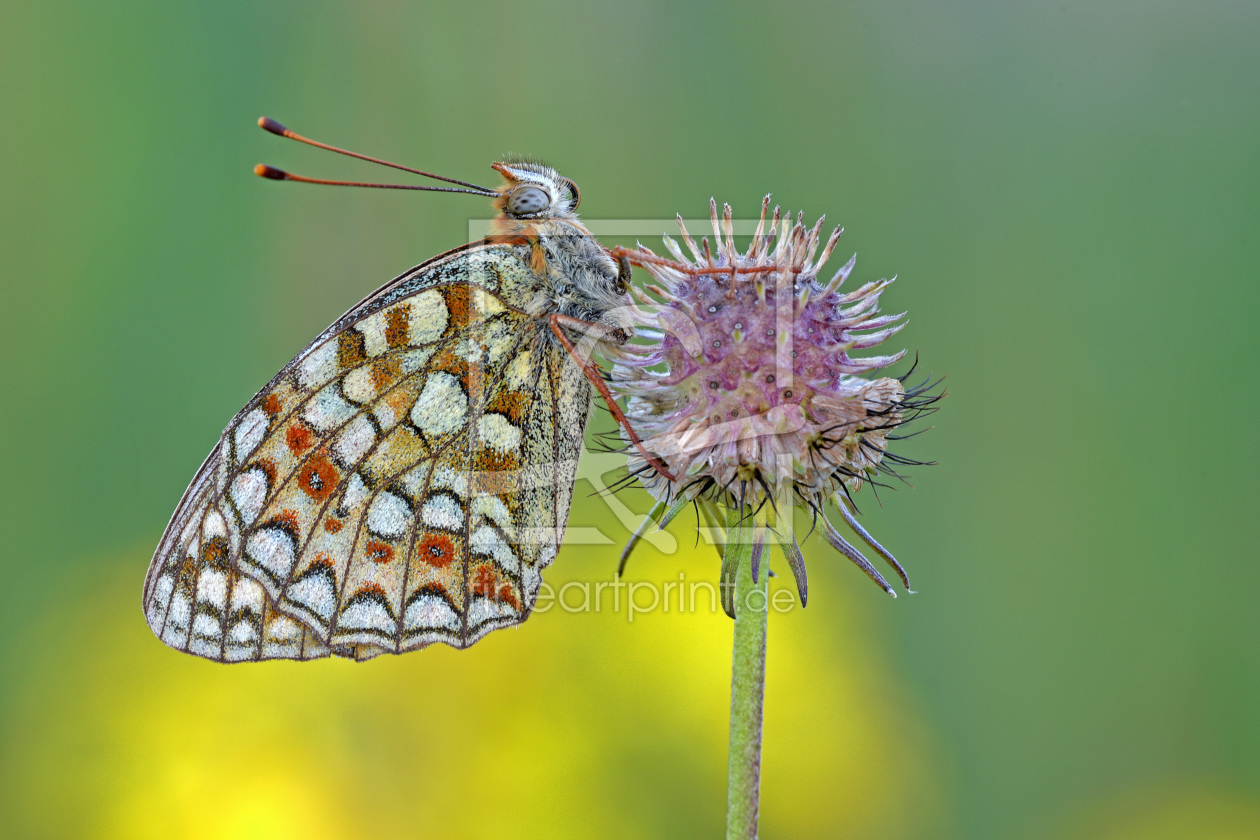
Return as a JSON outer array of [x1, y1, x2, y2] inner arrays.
[[142, 118, 663, 662]]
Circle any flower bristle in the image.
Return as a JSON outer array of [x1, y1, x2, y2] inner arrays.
[[611, 198, 942, 597]]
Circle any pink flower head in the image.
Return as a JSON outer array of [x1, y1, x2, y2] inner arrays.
[[612, 198, 941, 602]]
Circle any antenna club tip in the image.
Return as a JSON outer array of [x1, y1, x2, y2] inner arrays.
[[254, 163, 286, 180], [258, 116, 288, 136]]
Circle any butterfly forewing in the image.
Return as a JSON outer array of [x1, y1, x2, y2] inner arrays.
[[143, 241, 592, 662]]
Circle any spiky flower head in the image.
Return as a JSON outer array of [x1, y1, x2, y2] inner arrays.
[[612, 198, 941, 602]]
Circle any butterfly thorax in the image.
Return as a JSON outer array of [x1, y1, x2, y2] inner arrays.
[[489, 161, 634, 343]]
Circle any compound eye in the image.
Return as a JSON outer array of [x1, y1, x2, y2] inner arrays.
[[507, 185, 550, 216]]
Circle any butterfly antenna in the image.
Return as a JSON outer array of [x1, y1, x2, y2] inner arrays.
[[255, 116, 497, 196], [253, 164, 493, 196]]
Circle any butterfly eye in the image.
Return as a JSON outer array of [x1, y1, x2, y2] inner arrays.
[[559, 177, 581, 211], [507, 185, 551, 216]]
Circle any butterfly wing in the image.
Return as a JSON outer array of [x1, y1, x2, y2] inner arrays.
[[143, 241, 592, 662]]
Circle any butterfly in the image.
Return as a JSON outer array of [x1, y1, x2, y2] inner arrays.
[[142, 118, 668, 662]]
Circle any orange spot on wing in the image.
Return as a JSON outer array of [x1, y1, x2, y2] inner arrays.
[[386, 388, 415, 417], [276, 509, 301, 534], [471, 563, 520, 609], [366, 539, 395, 564], [325, 517, 343, 533], [298, 455, 338, 502], [471, 449, 521, 494], [261, 394, 282, 417], [385, 304, 411, 349], [432, 345, 470, 382], [417, 532, 455, 568], [286, 423, 314, 455], [338, 330, 367, 369], [442, 286, 471, 330], [472, 565, 496, 598], [199, 536, 230, 571], [498, 583, 520, 611], [370, 356, 402, 390], [486, 390, 531, 425]]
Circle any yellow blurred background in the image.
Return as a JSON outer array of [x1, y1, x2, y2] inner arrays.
[[1, 1, 1257, 838]]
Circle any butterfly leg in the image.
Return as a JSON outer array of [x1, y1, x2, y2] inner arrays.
[[548, 313, 676, 483], [616, 253, 633, 295]]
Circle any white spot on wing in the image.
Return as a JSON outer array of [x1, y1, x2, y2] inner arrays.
[[411, 373, 467, 438], [196, 569, 227, 610], [204, 507, 227, 539], [192, 613, 221, 639], [303, 386, 355, 432], [471, 525, 519, 575], [431, 465, 468, 499], [357, 310, 389, 356], [246, 528, 296, 580], [404, 594, 460, 632], [340, 598, 395, 632], [342, 473, 368, 512], [421, 495, 463, 531], [471, 287, 506, 316], [233, 409, 268, 463], [230, 576, 265, 614], [373, 401, 398, 431], [397, 463, 433, 501], [472, 495, 514, 534], [341, 366, 377, 404], [287, 572, 336, 622], [467, 596, 515, 628], [265, 614, 301, 642], [229, 470, 267, 526], [228, 621, 256, 645], [407, 290, 448, 344], [333, 415, 377, 465], [504, 350, 535, 389], [367, 491, 411, 539], [298, 340, 339, 389], [477, 413, 521, 453]]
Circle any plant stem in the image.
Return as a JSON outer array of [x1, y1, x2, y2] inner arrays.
[[726, 518, 768, 840]]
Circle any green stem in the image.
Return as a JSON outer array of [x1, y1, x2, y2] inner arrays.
[[726, 516, 768, 840]]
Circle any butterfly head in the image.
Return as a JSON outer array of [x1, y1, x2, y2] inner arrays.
[[491, 160, 582, 223]]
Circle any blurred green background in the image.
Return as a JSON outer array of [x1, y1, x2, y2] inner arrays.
[[2, 1, 1257, 837]]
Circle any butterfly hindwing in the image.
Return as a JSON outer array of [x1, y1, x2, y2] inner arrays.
[[143, 241, 593, 662]]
